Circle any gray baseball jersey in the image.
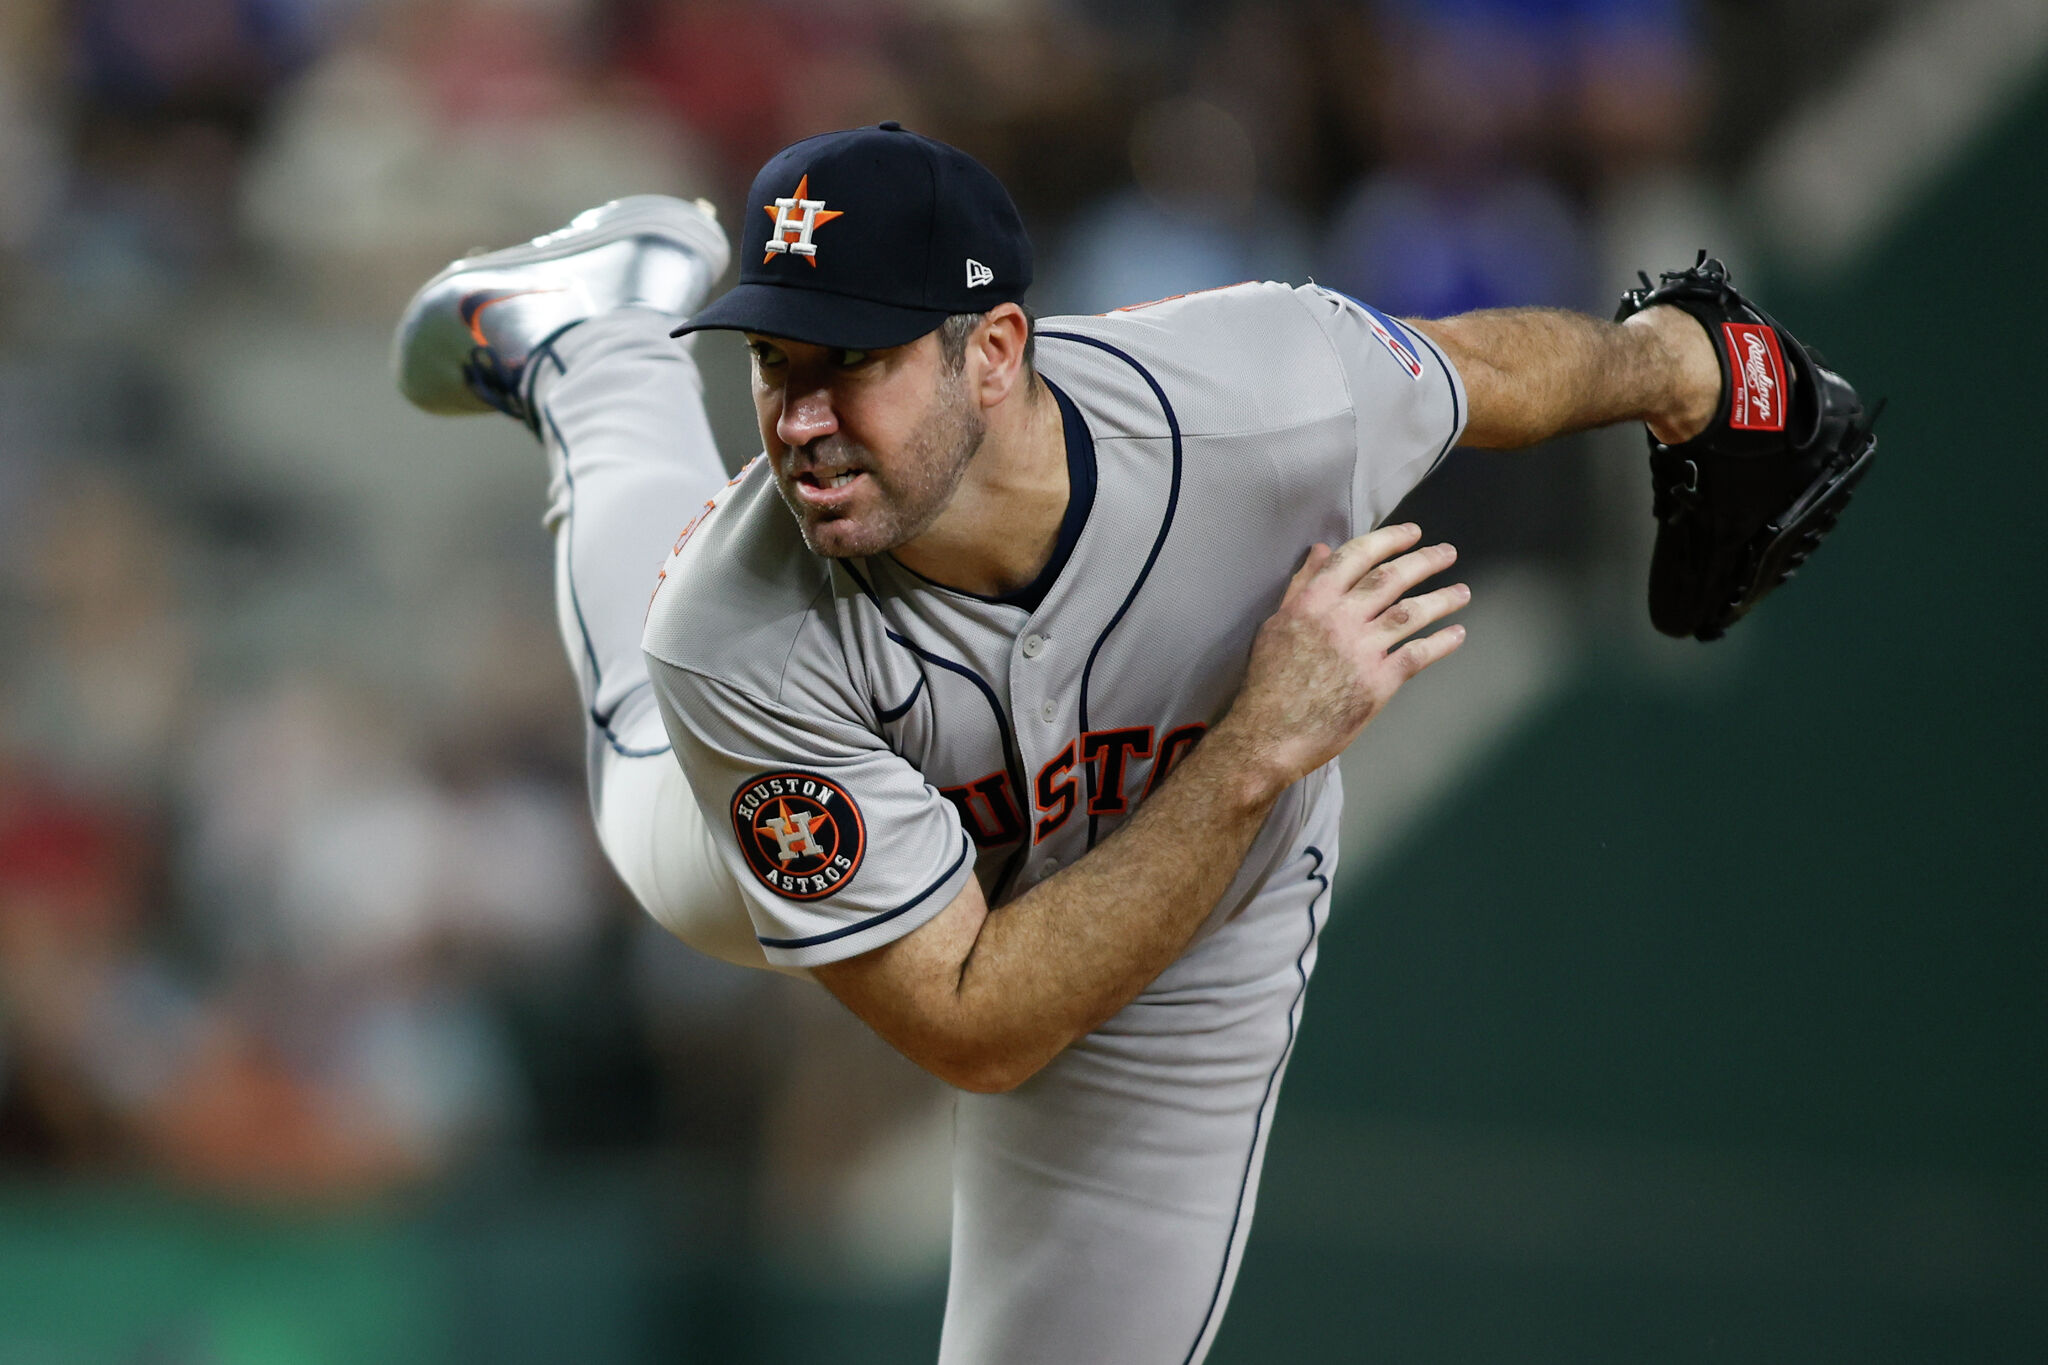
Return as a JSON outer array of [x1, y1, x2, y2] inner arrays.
[[641, 281, 1464, 968], [636, 280, 1464, 1363]]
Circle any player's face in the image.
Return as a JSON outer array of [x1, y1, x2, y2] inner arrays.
[[745, 331, 986, 559]]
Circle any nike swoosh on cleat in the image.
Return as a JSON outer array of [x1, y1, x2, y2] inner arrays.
[[458, 287, 568, 346]]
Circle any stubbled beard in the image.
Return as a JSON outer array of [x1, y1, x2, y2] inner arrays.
[[778, 382, 987, 559]]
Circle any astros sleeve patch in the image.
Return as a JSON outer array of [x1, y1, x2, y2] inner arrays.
[[732, 770, 867, 900], [647, 660, 977, 969]]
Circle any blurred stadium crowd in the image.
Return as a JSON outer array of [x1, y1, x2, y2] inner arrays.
[[0, 0, 1893, 1269]]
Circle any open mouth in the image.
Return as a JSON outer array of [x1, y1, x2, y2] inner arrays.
[[790, 457, 868, 503]]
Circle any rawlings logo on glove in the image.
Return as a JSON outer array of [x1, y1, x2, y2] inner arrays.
[[1722, 323, 1787, 432]]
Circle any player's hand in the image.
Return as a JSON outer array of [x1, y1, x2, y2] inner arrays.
[[1218, 523, 1467, 796]]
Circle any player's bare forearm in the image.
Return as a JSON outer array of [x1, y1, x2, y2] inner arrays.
[[967, 722, 1285, 1082], [1407, 304, 1719, 449], [812, 726, 1283, 1093], [813, 525, 1470, 1093]]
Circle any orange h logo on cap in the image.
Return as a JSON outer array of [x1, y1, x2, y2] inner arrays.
[[763, 174, 844, 266]]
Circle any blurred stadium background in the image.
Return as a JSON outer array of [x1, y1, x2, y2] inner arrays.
[[1, 0, 2042, 1360]]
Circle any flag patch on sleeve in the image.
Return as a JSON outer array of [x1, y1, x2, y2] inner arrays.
[[1356, 300, 1426, 380]]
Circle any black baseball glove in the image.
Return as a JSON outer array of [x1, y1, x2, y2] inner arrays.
[[1615, 253, 1880, 641]]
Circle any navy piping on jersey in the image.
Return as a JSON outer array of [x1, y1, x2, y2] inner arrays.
[[997, 379, 1096, 612], [880, 378, 1097, 614], [755, 830, 973, 950], [1037, 331, 1184, 848], [540, 385, 671, 760], [874, 672, 926, 723], [1180, 843, 1327, 1365], [1411, 326, 1464, 479], [842, 560, 1033, 901]]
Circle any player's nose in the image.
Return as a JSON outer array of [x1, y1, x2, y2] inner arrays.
[[775, 385, 839, 450]]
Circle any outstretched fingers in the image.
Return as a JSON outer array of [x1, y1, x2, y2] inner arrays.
[[1318, 523, 1424, 593], [1231, 526, 1471, 792], [1351, 539, 1459, 619]]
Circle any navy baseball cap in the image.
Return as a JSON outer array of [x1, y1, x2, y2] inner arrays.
[[673, 122, 1033, 351]]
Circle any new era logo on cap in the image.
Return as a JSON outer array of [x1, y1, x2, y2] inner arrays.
[[674, 122, 1034, 351]]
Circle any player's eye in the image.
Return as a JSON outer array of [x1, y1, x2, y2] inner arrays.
[[748, 341, 787, 368], [834, 349, 871, 369]]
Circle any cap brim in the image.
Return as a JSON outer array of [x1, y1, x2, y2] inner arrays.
[[671, 282, 952, 351]]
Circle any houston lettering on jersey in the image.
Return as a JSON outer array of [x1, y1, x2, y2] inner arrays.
[[940, 771, 1026, 848], [1033, 741, 1079, 843], [1079, 728, 1152, 818], [938, 723, 1211, 851]]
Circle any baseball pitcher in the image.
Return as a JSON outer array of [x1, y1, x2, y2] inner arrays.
[[393, 123, 1871, 1363]]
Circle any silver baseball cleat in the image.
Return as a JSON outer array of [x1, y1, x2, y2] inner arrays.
[[392, 195, 730, 422]]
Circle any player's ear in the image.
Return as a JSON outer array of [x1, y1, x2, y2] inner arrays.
[[972, 303, 1032, 408]]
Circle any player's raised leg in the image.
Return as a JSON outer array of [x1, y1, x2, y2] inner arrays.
[[392, 198, 766, 969]]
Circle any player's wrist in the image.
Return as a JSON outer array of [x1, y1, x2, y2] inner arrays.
[[1192, 717, 1302, 810], [1626, 305, 1720, 444]]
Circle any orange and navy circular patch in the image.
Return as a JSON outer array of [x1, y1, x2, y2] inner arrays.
[[731, 771, 866, 901]]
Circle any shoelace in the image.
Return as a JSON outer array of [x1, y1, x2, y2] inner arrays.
[[462, 346, 539, 433]]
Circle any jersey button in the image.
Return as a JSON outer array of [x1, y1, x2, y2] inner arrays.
[[1021, 633, 1046, 659], [1041, 857, 1060, 878], [1040, 700, 1057, 723]]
